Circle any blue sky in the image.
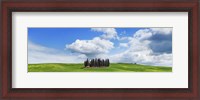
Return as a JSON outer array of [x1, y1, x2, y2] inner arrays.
[[28, 28, 140, 51], [28, 28, 172, 67]]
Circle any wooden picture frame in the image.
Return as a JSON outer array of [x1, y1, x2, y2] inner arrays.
[[1, 0, 199, 99]]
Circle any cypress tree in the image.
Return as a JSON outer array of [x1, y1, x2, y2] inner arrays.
[[89, 59, 92, 67], [86, 58, 89, 67], [84, 61, 86, 67], [107, 59, 110, 67], [90, 59, 92, 67], [84, 58, 110, 67], [99, 59, 101, 67], [95, 58, 97, 67], [104, 59, 106, 67], [91, 59, 94, 67], [105, 59, 108, 67], [97, 58, 99, 67]]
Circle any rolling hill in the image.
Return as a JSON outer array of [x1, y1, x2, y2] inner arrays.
[[28, 63, 172, 72]]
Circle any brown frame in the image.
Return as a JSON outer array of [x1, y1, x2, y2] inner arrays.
[[1, 0, 199, 100]]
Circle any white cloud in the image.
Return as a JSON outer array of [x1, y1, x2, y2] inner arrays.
[[150, 28, 172, 35], [28, 41, 86, 64], [119, 43, 129, 48], [66, 37, 114, 57], [31, 28, 172, 66], [111, 39, 154, 64], [65, 28, 172, 66], [119, 36, 133, 41], [133, 29, 153, 40], [91, 28, 118, 39], [109, 28, 173, 67], [110, 51, 172, 67], [133, 28, 172, 40]]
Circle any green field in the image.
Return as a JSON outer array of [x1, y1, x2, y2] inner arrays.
[[28, 63, 172, 72]]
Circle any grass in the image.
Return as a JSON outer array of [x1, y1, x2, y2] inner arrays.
[[28, 63, 172, 72]]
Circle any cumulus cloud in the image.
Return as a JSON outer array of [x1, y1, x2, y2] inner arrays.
[[134, 28, 172, 40], [29, 28, 172, 66], [64, 28, 172, 66], [133, 29, 153, 40], [91, 28, 118, 39], [111, 39, 153, 63], [28, 41, 86, 64], [110, 52, 172, 66], [119, 43, 129, 48], [150, 28, 172, 35], [110, 28, 173, 67], [119, 36, 133, 41], [133, 28, 172, 54], [66, 37, 114, 57], [110, 40, 172, 66]]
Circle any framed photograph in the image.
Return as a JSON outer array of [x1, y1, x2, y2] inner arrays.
[[1, 0, 199, 99]]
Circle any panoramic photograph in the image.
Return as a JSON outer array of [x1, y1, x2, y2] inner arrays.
[[28, 28, 172, 72]]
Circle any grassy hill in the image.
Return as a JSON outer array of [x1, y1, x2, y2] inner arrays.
[[28, 63, 172, 72]]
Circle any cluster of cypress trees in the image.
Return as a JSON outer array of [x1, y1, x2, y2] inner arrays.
[[84, 58, 110, 67]]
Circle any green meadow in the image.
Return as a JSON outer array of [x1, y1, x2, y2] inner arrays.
[[28, 63, 172, 72]]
